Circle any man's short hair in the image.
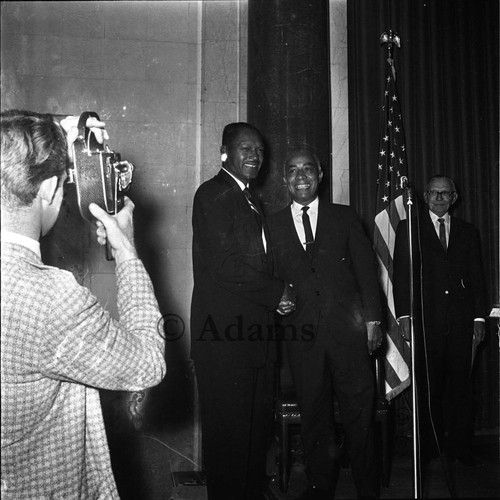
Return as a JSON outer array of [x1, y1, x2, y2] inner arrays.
[[426, 174, 457, 192], [221, 122, 263, 147], [282, 148, 322, 176], [1, 109, 68, 209]]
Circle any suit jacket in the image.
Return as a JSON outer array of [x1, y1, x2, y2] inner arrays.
[[393, 210, 486, 337], [268, 200, 383, 351], [190, 169, 284, 368]]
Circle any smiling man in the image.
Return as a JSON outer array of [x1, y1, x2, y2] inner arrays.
[[393, 174, 486, 468], [190, 122, 295, 499], [268, 149, 383, 499]]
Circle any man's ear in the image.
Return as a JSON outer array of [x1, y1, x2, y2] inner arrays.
[[38, 176, 59, 204], [451, 192, 458, 205], [318, 166, 324, 183]]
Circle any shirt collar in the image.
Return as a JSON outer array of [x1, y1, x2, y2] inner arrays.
[[291, 196, 319, 215], [1, 230, 41, 257], [222, 168, 247, 191], [429, 210, 450, 224]]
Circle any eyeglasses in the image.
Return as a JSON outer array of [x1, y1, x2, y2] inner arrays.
[[427, 190, 455, 200]]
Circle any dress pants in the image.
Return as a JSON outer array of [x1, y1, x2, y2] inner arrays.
[[195, 358, 275, 500], [288, 335, 378, 498], [417, 327, 474, 459]]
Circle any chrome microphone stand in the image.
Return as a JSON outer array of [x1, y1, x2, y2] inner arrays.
[[401, 176, 421, 498]]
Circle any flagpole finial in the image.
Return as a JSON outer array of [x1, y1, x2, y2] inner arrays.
[[380, 30, 401, 59]]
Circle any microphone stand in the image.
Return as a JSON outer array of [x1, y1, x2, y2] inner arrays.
[[402, 176, 422, 498]]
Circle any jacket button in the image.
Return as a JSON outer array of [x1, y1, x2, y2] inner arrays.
[[444, 290, 449, 294]]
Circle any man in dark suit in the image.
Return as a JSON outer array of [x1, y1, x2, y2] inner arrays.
[[268, 149, 383, 499], [190, 122, 295, 500], [393, 174, 486, 466]]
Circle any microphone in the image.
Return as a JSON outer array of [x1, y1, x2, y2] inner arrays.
[[401, 175, 413, 204]]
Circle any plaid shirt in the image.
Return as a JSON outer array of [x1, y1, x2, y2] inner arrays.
[[1, 241, 166, 499]]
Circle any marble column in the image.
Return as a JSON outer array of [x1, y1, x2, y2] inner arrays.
[[247, 0, 332, 214]]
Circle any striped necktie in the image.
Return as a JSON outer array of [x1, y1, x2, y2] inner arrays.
[[244, 188, 269, 253], [244, 188, 262, 217], [244, 188, 264, 233]]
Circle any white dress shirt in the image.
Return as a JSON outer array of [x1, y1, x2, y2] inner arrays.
[[290, 196, 319, 250]]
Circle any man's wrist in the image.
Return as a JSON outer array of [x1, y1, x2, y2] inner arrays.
[[114, 248, 138, 265]]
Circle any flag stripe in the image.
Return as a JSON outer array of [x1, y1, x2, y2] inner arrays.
[[373, 224, 392, 271], [376, 254, 395, 317], [394, 195, 406, 220], [385, 328, 411, 397], [373, 55, 411, 401]]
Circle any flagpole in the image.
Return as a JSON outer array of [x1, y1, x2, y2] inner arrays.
[[402, 176, 422, 499], [380, 31, 421, 498]]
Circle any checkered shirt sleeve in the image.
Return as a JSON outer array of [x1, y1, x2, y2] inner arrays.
[[1, 243, 166, 498]]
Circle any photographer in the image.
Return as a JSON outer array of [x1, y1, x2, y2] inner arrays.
[[1, 110, 166, 499]]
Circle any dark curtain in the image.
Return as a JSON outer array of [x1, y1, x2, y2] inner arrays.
[[347, 0, 498, 430]]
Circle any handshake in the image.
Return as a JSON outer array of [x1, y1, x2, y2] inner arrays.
[[277, 283, 296, 316]]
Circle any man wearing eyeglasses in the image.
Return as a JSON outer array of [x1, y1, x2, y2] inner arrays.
[[393, 174, 486, 468]]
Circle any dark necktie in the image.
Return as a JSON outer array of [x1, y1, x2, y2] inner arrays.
[[438, 217, 447, 251], [302, 206, 314, 257]]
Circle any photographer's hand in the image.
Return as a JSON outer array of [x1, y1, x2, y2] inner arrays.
[[89, 197, 138, 265], [58, 115, 109, 160]]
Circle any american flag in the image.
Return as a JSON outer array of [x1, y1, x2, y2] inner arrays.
[[373, 55, 411, 401]]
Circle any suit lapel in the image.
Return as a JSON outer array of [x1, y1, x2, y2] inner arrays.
[[217, 169, 268, 255], [217, 169, 242, 196], [311, 200, 328, 260], [282, 206, 309, 260], [218, 168, 259, 224], [447, 216, 461, 254]]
